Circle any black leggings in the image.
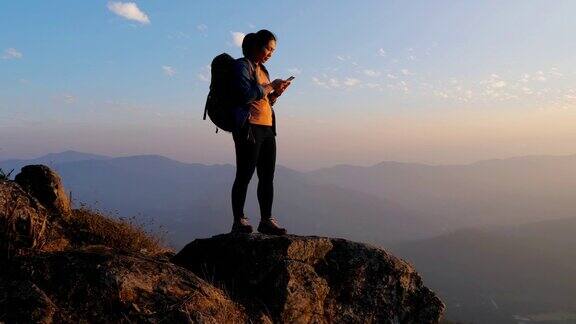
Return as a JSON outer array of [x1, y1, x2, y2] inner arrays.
[[231, 123, 276, 220]]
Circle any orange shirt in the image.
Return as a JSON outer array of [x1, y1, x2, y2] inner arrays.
[[248, 64, 273, 126]]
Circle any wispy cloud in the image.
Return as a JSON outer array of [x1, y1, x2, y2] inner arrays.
[[548, 67, 563, 77], [364, 82, 383, 90], [377, 48, 387, 57], [312, 75, 361, 89], [107, 2, 150, 24], [231, 32, 245, 47], [197, 24, 208, 33], [343, 78, 360, 87], [311, 77, 328, 88], [483, 74, 507, 89], [198, 65, 211, 82], [62, 94, 76, 104], [2, 48, 22, 60], [363, 69, 381, 77], [388, 80, 410, 93], [336, 55, 352, 61], [162, 66, 176, 77], [53, 93, 77, 104], [287, 68, 302, 75], [400, 69, 414, 76]]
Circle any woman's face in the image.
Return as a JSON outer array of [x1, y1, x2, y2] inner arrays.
[[255, 39, 276, 64]]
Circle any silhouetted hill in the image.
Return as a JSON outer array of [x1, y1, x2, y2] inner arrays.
[[390, 217, 576, 323], [307, 154, 576, 230], [0, 150, 111, 169], [1, 153, 444, 249]]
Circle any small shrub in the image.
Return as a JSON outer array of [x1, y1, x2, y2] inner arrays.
[[63, 203, 172, 255], [0, 168, 14, 181]]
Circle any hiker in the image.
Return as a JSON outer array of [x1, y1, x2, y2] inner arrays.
[[230, 30, 292, 235]]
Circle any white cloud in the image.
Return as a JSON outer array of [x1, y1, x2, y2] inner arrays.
[[336, 54, 352, 61], [2, 48, 22, 60], [198, 65, 211, 82], [53, 93, 76, 104], [162, 65, 176, 77], [311, 76, 345, 89], [549, 67, 563, 77], [386, 73, 397, 79], [481, 74, 507, 90], [328, 78, 340, 88], [107, 2, 150, 24], [535, 76, 547, 82], [378, 48, 387, 57], [492, 80, 506, 88], [434, 91, 450, 99], [312, 76, 328, 88], [343, 78, 360, 87], [364, 82, 382, 90], [287, 68, 302, 75], [63, 94, 76, 104], [363, 69, 381, 77], [231, 32, 245, 47], [197, 24, 208, 33], [401, 69, 413, 76]]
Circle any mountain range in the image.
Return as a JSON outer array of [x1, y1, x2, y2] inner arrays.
[[391, 216, 576, 323], [0, 151, 443, 249], [2, 150, 576, 323]]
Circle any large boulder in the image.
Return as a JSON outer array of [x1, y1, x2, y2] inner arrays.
[[1, 245, 246, 323], [171, 234, 445, 323], [14, 165, 72, 219], [0, 180, 49, 258], [0, 278, 56, 324]]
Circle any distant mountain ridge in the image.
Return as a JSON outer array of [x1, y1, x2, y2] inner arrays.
[[0, 150, 111, 166], [3, 151, 576, 247], [390, 216, 576, 323], [1, 151, 445, 249], [306, 153, 576, 229]]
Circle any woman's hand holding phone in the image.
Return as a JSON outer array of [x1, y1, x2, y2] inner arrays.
[[269, 76, 294, 99], [276, 76, 294, 96]]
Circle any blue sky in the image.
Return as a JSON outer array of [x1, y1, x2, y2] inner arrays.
[[1, 1, 576, 170]]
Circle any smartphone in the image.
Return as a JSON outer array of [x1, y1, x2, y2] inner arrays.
[[286, 76, 295, 81]]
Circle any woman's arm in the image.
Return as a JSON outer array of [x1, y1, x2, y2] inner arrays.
[[233, 60, 273, 105], [268, 92, 279, 106]]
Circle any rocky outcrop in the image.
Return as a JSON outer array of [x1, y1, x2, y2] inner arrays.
[[172, 234, 445, 323], [1, 166, 247, 323], [1, 245, 245, 323], [14, 165, 72, 219], [0, 164, 445, 323], [0, 180, 49, 257]]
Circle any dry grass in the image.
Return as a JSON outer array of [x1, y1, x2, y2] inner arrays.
[[0, 168, 14, 181], [62, 203, 173, 255]]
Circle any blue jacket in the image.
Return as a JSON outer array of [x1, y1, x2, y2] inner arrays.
[[233, 57, 277, 136]]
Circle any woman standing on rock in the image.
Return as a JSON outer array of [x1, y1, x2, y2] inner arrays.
[[230, 30, 292, 235]]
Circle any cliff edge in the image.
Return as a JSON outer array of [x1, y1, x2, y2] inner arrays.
[[0, 165, 444, 323]]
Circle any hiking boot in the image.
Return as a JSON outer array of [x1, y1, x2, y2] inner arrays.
[[231, 217, 253, 234], [257, 217, 287, 235]]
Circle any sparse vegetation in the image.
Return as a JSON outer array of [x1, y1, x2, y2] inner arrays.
[[0, 168, 14, 181], [63, 203, 172, 255]]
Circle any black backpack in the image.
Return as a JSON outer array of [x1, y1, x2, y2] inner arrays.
[[203, 53, 237, 133]]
